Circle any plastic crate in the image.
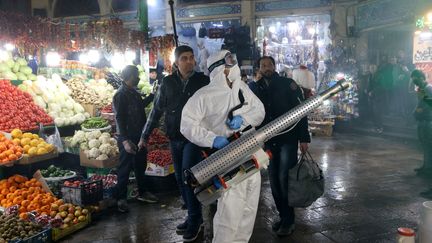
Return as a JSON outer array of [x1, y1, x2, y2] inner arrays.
[[61, 180, 103, 206], [10, 228, 52, 243], [52, 214, 91, 241]]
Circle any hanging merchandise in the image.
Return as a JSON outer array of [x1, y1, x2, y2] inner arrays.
[[199, 24, 208, 38]]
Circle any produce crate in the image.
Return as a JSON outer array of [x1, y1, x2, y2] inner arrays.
[[10, 228, 52, 243], [61, 180, 103, 206], [79, 151, 119, 168], [80, 104, 98, 117], [19, 148, 59, 165], [310, 121, 334, 137], [86, 167, 114, 177], [145, 162, 174, 177], [52, 214, 91, 241]]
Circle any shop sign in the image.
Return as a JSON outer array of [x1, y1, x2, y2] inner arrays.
[[413, 32, 432, 63]]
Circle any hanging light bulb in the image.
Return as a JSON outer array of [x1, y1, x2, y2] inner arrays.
[[46, 51, 61, 67], [88, 50, 100, 63]]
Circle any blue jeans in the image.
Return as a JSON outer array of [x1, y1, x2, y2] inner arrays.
[[268, 143, 298, 225], [170, 140, 203, 226]]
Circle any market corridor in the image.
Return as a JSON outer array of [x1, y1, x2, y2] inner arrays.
[[62, 133, 425, 243]]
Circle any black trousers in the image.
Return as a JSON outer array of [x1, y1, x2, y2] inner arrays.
[[418, 121, 432, 169], [115, 137, 148, 200]]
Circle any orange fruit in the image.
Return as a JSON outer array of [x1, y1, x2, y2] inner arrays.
[[8, 154, 17, 161]]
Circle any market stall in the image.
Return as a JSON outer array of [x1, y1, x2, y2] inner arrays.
[[414, 12, 432, 79], [0, 10, 176, 242]]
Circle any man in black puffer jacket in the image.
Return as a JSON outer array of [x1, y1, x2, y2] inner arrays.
[[139, 46, 210, 242], [250, 56, 311, 237]]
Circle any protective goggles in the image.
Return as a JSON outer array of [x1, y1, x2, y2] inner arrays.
[[208, 52, 238, 73]]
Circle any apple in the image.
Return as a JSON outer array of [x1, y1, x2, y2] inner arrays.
[[60, 211, 68, 218], [67, 213, 74, 220], [51, 203, 59, 211], [68, 207, 75, 214], [63, 217, 71, 224], [74, 210, 82, 217], [78, 215, 86, 222], [50, 211, 57, 218], [81, 209, 89, 215], [72, 218, 79, 225]]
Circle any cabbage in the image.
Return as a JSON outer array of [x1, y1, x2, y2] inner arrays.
[[73, 103, 85, 113], [5, 60, 14, 68], [4, 71, 17, 80], [48, 103, 61, 113], [12, 62, 20, 73], [18, 84, 27, 91], [27, 74, 36, 81], [34, 96, 46, 109], [17, 73, 27, 81], [54, 118, 65, 127], [19, 66, 32, 75], [16, 58, 27, 66], [0, 63, 9, 73]]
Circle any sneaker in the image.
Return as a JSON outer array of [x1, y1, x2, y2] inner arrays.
[[276, 223, 295, 237], [117, 199, 129, 213], [271, 220, 281, 232], [176, 220, 188, 234], [183, 223, 203, 242], [137, 192, 159, 203]]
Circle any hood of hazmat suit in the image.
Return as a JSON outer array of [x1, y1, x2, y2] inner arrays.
[[180, 50, 265, 148]]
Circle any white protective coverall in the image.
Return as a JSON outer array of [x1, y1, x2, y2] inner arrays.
[[180, 50, 265, 243]]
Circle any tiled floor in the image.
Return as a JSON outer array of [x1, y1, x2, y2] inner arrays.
[[61, 132, 429, 243]]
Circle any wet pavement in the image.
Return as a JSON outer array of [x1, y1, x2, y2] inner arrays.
[[61, 132, 429, 243]]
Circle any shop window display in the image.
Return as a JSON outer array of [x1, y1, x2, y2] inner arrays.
[[256, 15, 331, 72]]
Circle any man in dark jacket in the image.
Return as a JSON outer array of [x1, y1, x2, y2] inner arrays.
[[113, 65, 157, 213], [410, 70, 432, 180], [251, 56, 311, 237], [138, 46, 210, 242]]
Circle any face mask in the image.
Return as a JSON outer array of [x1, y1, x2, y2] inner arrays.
[[227, 65, 241, 83]]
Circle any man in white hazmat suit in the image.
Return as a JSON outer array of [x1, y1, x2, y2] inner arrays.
[[180, 50, 265, 243]]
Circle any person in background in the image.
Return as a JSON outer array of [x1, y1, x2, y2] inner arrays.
[[251, 56, 311, 237], [181, 50, 265, 243], [138, 46, 210, 242], [149, 68, 158, 85], [292, 64, 316, 99], [410, 70, 432, 180], [241, 72, 248, 83], [112, 65, 157, 213]]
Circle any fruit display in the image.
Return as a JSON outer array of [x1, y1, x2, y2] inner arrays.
[[10, 129, 55, 157], [71, 130, 118, 160], [100, 104, 113, 113], [0, 133, 23, 165], [81, 117, 110, 130], [0, 214, 43, 242], [41, 165, 75, 178], [17, 74, 89, 127], [0, 175, 58, 216], [148, 128, 169, 146], [89, 174, 117, 189], [50, 202, 90, 229], [61, 179, 103, 205], [147, 150, 172, 167], [0, 79, 53, 132], [0, 54, 36, 81]]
